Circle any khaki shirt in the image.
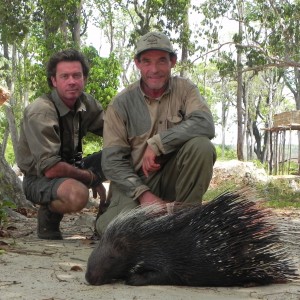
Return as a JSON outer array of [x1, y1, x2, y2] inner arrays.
[[18, 90, 104, 176], [102, 76, 215, 199]]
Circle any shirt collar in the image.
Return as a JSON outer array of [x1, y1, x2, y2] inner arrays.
[[51, 89, 86, 116]]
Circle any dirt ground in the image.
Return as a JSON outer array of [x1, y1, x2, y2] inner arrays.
[[0, 202, 300, 300]]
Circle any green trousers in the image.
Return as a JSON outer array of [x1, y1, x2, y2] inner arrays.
[[96, 136, 216, 234]]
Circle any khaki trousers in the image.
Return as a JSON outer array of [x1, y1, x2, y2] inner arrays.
[[96, 136, 216, 234]]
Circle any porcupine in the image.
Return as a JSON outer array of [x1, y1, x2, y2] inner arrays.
[[85, 190, 298, 286]]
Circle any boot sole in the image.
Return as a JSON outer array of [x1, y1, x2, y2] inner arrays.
[[37, 231, 63, 240]]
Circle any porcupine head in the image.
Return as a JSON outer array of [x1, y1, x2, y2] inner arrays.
[[84, 205, 151, 286], [85, 205, 164, 285], [85, 232, 131, 285]]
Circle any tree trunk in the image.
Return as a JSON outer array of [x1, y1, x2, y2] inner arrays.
[[0, 146, 32, 208], [1, 125, 9, 156], [3, 43, 20, 164], [70, 0, 82, 47], [179, 2, 190, 78], [294, 69, 300, 172], [5, 104, 19, 163], [236, 1, 244, 161]]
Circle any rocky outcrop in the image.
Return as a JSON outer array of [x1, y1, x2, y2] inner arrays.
[[210, 160, 269, 188]]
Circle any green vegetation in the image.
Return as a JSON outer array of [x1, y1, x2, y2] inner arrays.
[[83, 133, 103, 157], [257, 180, 300, 209], [203, 181, 237, 203], [203, 144, 300, 208], [204, 176, 300, 209], [4, 139, 14, 165], [214, 144, 237, 160], [0, 199, 16, 227]]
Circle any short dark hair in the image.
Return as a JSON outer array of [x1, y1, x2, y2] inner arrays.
[[46, 49, 90, 88]]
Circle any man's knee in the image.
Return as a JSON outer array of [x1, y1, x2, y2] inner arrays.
[[67, 189, 89, 212], [180, 136, 216, 161], [55, 179, 89, 212]]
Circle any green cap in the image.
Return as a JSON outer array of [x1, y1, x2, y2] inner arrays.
[[135, 32, 175, 56]]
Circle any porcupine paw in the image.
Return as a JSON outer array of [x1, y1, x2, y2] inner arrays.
[[126, 273, 148, 286], [127, 270, 165, 286]]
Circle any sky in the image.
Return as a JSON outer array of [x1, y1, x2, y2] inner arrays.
[[85, 25, 109, 57]]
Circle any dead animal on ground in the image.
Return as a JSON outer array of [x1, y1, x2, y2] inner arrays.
[[85, 190, 299, 286]]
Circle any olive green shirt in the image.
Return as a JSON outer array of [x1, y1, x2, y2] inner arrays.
[[18, 90, 104, 176], [102, 76, 215, 199]]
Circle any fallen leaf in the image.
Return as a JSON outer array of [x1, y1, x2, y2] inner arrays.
[[70, 265, 83, 272]]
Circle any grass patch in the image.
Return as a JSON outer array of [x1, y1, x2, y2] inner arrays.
[[203, 182, 237, 202], [256, 181, 300, 209], [0, 199, 16, 227], [204, 178, 300, 209]]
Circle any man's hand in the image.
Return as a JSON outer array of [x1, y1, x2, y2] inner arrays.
[[91, 182, 107, 201], [142, 145, 161, 177], [139, 191, 176, 214], [139, 191, 166, 208]]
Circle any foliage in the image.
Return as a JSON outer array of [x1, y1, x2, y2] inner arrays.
[[204, 174, 300, 209], [83, 46, 121, 109], [206, 180, 300, 209], [251, 158, 265, 170], [214, 144, 237, 160], [257, 180, 300, 209], [287, 161, 299, 175], [82, 46, 121, 155], [0, 0, 31, 44], [83, 133, 103, 156], [212, 52, 236, 78], [112, 0, 192, 44], [244, 1, 300, 63], [0, 107, 7, 143], [0, 56, 9, 83], [82, 46, 121, 154], [0, 199, 16, 227], [4, 139, 14, 165]]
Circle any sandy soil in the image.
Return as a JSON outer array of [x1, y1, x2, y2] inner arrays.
[[0, 203, 300, 300]]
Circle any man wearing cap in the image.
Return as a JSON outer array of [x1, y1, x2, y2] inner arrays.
[[96, 31, 216, 234]]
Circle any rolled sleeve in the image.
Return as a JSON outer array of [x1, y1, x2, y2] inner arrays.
[[102, 145, 150, 199]]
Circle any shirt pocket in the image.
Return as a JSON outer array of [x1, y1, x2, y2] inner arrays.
[[166, 110, 184, 129]]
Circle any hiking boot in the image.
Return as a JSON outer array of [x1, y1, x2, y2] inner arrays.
[[37, 205, 63, 240]]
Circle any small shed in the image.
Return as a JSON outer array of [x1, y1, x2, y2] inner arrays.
[[267, 111, 300, 175]]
